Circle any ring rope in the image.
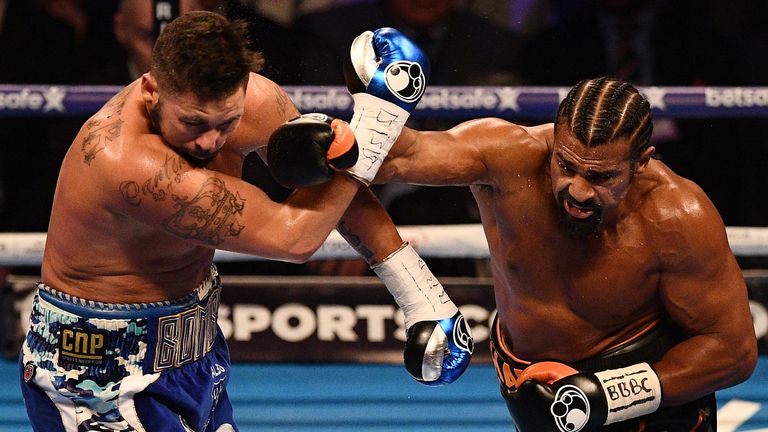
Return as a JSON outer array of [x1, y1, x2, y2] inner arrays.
[[1, 225, 766, 266]]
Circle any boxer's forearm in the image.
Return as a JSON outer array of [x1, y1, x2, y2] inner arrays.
[[652, 335, 757, 406], [337, 188, 403, 265]]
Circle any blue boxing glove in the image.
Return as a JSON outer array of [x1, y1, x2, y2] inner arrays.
[[373, 243, 473, 385], [343, 27, 430, 184], [508, 361, 663, 432], [267, 113, 358, 188], [404, 312, 474, 385], [344, 27, 430, 111]]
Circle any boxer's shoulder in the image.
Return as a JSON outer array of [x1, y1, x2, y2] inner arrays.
[[639, 160, 715, 222], [636, 161, 726, 260], [245, 72, 295, 116], [463, 119, 551, 177], [231, 73, 299, 152]]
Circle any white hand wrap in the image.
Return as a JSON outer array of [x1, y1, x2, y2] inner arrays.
[[347, 93, 410, 184], [595, 362, 662, 425], [372, 242, 457, 329]]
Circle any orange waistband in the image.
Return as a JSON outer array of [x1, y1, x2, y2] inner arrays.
[[489, 316, 664, 391]]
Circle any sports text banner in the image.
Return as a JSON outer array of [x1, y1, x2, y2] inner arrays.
[[3, 272, 767, 362]]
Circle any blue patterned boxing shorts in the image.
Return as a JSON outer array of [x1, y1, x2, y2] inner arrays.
[[19, 266, 237, 432]]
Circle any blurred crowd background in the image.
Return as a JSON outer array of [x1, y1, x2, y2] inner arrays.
[[1, 0, 767, 278]]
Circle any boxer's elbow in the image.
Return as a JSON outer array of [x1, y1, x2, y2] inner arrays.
[[278, 240, 317, 264], [287, 250, 315, 264], [264, 210, 335, 263], [279, 233, 322, 263], [730, 336, 758, 385], [246, 227, 319, 263], [714, 333, 759, 390]]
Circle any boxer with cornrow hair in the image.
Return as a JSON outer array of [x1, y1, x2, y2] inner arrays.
[[361, 75, 756, 431]]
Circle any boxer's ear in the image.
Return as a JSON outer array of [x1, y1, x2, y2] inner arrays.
[[635, 146, 655, 174], [141, 73, 159, 106]]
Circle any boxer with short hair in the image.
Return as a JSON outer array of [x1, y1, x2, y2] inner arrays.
[[20, 14, 471, 431], [362, 75, 757, 431]]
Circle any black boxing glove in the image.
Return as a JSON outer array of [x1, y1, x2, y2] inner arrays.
[[267, 113, 358, 188], [508, 361, 662, 432]]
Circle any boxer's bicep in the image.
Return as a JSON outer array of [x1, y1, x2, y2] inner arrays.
[[657, 195, 750, 339], [380, 118, 515, 186], [658, 236, 740, 336], [654, 215, 755, 399]]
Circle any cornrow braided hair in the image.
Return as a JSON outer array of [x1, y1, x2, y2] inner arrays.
[[556, 77, 653, 161]]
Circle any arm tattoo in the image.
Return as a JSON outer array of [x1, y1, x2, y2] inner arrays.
[[163, 177, 246, 246], [81, 86, 129, 165], [274, 85, 297, 120], [119, 154, 185, 205], [337, 219, 375, 262], [119, 154, 246, 246]]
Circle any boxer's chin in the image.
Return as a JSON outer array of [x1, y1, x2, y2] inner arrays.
[[561, 210, 602, 237], [182, 149, 217, 168], [557, 192, 603, 237]]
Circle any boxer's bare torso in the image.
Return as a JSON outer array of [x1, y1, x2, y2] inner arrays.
[[388, 119, 752, 402], [472, 123, 672, 361], [42, 73, 300, 303]]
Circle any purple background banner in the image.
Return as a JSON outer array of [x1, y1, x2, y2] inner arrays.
[[2, 85, 767, 119]]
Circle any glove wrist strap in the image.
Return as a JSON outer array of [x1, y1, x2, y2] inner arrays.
[[372, 242, 457, 328], [594, 362, 662, 425], [347, 93, 410, 184]]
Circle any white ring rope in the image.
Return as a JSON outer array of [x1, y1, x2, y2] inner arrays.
[[0, 225, 766, 266]]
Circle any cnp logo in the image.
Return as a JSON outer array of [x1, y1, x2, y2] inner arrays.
[[58, 327, 107, 366], [383, 61, 425, 103]]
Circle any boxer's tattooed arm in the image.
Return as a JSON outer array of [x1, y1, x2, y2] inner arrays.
[[337, 219, 375, 263], [119, 181, 142, 206], [81, 86, 130, 165], [119, 154, 186, 205], [119, 154, 246, 246], [163, 177, 246, 246], [274, 85, 297, 120]]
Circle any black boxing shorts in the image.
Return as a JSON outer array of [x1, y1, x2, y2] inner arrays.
[[490, 316, 717, 431]]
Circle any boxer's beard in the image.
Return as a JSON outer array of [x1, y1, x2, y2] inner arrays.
[[556, 189, 603, 236], [148, 99, 163, 136], [148, 100, 214, 167]]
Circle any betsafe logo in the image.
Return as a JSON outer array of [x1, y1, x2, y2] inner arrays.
[[0, 86, 66, 112]]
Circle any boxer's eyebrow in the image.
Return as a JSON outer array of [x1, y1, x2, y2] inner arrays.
[[555, 152, 576, 170], [585, 169, 619, 180], [180, 114, 241, 126], [556, 152, 619, 179], [180, 115, 204, 125]]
